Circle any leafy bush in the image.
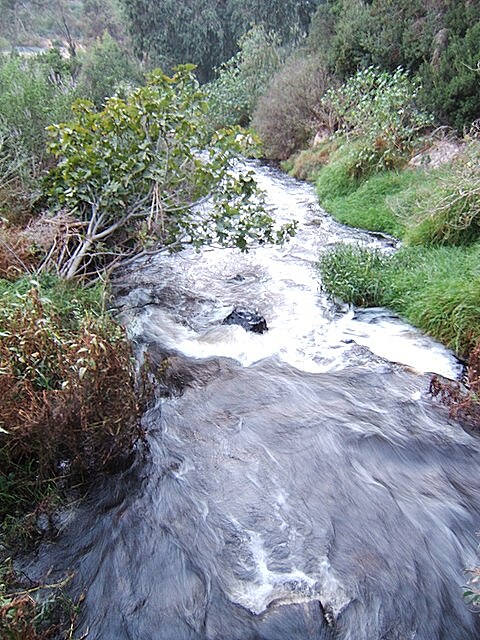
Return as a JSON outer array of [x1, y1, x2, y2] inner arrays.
[[0, 54, 76, 174], [420, 7, 480, 132], [316, 0, 439, 78], [205, 26, 283, 130], [0, 276, 141, 485], [306, 0, 479, 131], [252, 54, 335, 160], [76, 32, 144, 106], [322, 66, 433, 176]]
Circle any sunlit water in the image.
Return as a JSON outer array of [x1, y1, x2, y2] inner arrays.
[[29, 162, 479, 639]]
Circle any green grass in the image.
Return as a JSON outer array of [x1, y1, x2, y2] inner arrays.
[[315, 138, 480, 358], [315, 143, 361, 200], [0, 274, 106, 331], [319, 243, 480, 357], [316, 164, 424, 237]]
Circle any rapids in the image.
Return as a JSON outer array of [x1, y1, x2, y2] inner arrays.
[[30, 162, 479, 639]]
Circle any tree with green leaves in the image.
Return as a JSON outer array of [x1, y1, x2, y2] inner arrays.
[[119, 0, 321, 81], [205, 26, 283, 130], [44, 65, 295, 280]]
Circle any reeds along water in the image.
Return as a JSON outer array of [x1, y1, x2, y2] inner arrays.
[[32, 162, 479, 639]]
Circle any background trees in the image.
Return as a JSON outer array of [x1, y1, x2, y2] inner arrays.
[[306, 0, 480, 131], [119, 0, 322, 81]]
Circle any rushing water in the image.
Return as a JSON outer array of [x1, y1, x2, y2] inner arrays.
[[31, 163, 479, 639]]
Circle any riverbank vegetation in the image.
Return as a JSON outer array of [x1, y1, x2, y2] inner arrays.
[[1, 0, 480, 626], [221, 0, 479, 437], [202, 0, 479, 380], [200, 0, 480, 446]]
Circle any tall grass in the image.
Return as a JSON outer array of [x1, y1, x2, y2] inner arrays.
[[0, 275, 141, 544], [395, 142, 480, 246], [319, 243, 480, 357]]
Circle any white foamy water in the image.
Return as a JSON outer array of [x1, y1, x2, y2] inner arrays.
[[121, 161, 461, 380]]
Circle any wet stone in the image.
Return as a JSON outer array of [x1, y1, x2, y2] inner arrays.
[[222, 307, 268, 334]]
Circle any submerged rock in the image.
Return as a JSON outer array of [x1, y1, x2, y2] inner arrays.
[[222, 307, 268, 334]]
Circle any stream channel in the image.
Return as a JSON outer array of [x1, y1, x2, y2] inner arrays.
[[32, 162, 480, 639]]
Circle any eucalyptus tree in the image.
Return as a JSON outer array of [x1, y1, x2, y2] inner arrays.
[[119, 0, 321, 81]]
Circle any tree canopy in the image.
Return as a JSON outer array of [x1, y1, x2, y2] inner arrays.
[[119, 0, 322, 81]]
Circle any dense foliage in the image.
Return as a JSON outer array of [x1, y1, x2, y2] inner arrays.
[[45, 66, 294, 280], [119, 0, 321, 81], [0, 54, 76, 174], [307, 0, 480, 132], [322, 66, 433, 174], [252, 55, 334, 160], [75, 32, 144, 106], [0, 0, 128, 49], [0, 277, 140, 485], [205, 26, 283, 130]]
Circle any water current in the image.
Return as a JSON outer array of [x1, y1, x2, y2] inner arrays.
[[31, 162, 480, 639]]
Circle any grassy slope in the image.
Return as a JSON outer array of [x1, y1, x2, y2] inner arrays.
[[313, 140, 480, 359]]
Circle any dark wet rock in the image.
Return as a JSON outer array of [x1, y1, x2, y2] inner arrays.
[[222, 308, 268, 334]]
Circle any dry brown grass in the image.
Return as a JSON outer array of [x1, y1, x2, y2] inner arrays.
[[430, 341, 480, 430], [0, 287, 142, 482], [289, 139, 339, 181], [0, 226, 39, 279], [0, 560, 77, 640]]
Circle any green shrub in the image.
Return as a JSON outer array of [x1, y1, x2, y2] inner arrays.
[[0, 276, 140, 488], [420, 7, 480, 132], [45, 67, 293, 281], [76, 32, 144, 106], [322, 66, 433, 176], [252, 54, 334, 160], [0, 54, 76, 173], [205, 26, 283, 130]]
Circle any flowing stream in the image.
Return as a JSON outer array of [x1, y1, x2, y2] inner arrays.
[[31, 163, 479, 639]]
